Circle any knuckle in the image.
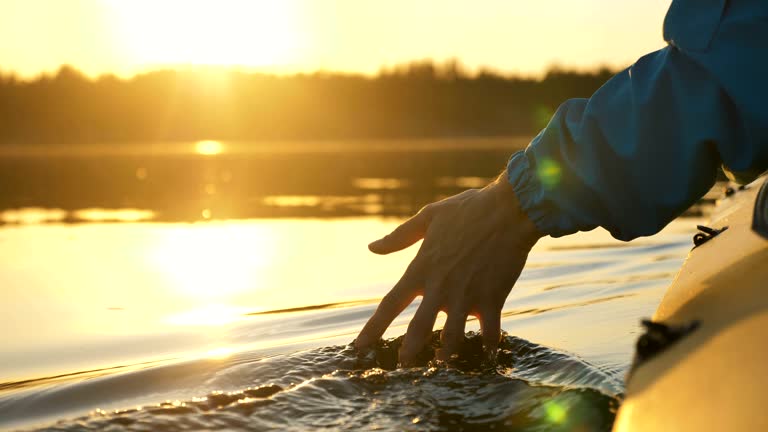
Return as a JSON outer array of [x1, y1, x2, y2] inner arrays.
[[419, 203, 437, 219], [381, 290, 400, 304]]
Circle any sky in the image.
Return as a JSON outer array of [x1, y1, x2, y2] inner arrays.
[[0, 0, 672, 79]]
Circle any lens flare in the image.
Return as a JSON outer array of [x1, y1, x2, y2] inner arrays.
[[537, 158, 562, 189], [544, 400, 567, 424]]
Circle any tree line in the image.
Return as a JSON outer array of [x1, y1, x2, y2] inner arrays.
[[0, 61, 617, 145]]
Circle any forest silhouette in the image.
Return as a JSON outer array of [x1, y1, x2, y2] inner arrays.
[[0, 61, 616, 145]]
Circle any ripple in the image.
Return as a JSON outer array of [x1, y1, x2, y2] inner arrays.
[[37, 332, 621, 431]]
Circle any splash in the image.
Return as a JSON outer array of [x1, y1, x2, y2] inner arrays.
[[36, 332, 622, 431]]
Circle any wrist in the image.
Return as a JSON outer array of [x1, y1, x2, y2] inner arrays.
[[487, 170, 544, 243]]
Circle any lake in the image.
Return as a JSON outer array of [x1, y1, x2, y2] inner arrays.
[[0, 138, 715, 431]]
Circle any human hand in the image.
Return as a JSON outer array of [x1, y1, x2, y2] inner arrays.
[[355, 171, 542, 365]]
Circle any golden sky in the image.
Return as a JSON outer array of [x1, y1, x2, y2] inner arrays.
[[0, 0, 672, 79]]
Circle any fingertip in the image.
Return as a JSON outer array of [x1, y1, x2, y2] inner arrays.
[[435, 347, 455, 362], [369, 238, 390, 254], [398, 345, 416, 366], [354, 333, 371, 350], [398, 336, 428, 366], [397, 335, 423, 365], [479, 310, 502, 355]]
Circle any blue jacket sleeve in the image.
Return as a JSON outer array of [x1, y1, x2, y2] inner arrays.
[[507, 0, 768, 241]]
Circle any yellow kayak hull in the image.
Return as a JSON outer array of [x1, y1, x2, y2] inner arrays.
[[614, 178, 768, 431]]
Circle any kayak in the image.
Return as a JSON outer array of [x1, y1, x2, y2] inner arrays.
[[614, 176, 768, 431]]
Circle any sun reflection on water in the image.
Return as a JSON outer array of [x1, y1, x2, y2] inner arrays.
[[204, 347, 235, 360], [166, 304, 246, 327], [73, 208, 156, 223], [149, 224, 275, 300], [195, 140, 223, 155]]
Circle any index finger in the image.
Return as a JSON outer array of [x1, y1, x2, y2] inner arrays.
[[368, 205, 432, 255]]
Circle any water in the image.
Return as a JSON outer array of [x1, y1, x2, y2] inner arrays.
[[20, 334, 621, 431], [0, 139, 712, 430]]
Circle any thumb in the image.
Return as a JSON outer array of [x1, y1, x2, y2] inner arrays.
[[369, 206, 432, 254]]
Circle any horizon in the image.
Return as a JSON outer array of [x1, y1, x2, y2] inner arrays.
[[0, 60, 620, 83], [1, 0, 672, 80]]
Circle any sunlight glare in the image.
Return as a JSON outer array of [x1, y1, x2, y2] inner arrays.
[[105, 0, 304, 69], [195, 140, 223, 155], [150, 224, 275, 299], [205, 346, 235, 359], [167, 304, 245, 327]]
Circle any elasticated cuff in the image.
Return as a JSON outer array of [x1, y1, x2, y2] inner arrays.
[[506, 151, 570, 238]]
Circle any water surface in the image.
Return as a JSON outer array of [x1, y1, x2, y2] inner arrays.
[[0, 217, 701, 431], [0, 139, 714, 430]]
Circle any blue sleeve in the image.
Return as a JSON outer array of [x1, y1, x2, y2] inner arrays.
[[507, 0, 768, 241]]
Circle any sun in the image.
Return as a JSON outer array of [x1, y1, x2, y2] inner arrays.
[[106, 0, 304, 69]]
